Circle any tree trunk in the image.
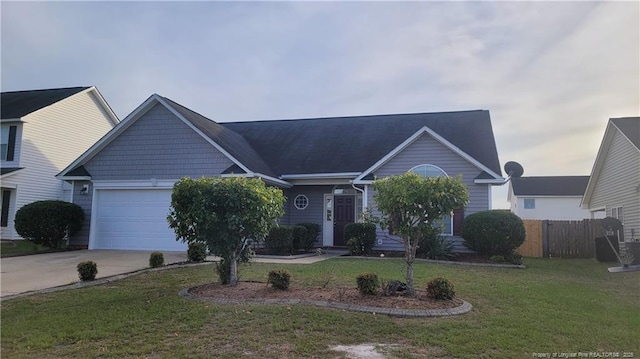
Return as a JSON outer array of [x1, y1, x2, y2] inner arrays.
[[405, 244, 416, 296], [229, 251, 238, 286]]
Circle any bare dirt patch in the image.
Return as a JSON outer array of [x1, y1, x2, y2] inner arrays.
[[189, 281, 461, 310]]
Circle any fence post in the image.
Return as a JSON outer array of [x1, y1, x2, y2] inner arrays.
[[542, 220, 549, 258]]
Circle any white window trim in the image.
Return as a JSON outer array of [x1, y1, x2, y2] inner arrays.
[[294, 195, 309, 210]]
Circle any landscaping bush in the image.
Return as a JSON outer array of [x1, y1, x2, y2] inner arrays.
[[149, 252, 164, 268], [461, 210, 526, 256], [14, 200, 84, 249], [426, 277, 455, 300], [356, 272, 379, 295], [267, 270, 291, 290], [215, 260, 231, 284], [77, 261, 98, 281], [188, 242, 207, 262], [291, 225, 308, 252], [417, 227, 455, 260], [381, 279, 407, 296], [265, 226, 294, 255], [505, 252, 523, 265], [296, 223, 321, 252], [345, 223, 377, 255]]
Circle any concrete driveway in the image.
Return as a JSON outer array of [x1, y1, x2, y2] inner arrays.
[[0, 250, 188, 298]]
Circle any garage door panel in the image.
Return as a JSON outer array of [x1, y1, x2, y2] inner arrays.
[[92, 189, 186, 251]]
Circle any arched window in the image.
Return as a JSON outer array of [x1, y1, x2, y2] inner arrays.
[[409, 164, 452, 235]]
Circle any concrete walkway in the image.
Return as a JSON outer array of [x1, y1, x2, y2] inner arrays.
[[0, 249, 348, 298]]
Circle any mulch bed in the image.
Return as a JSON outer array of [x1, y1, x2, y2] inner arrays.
[[189, 281, 461, 310]]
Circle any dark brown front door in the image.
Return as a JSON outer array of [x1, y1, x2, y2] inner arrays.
[[334, 195, 355, 246]]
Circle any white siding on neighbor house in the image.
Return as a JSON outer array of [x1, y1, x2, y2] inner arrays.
[[84, 103, 234, 181], [590, 128, 640, 241], [1, 90, 116, 239], [365, 133, 492, 251], [512, 196, 592, 220]]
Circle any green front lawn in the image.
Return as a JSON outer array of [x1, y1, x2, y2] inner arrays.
[[0, 240, 50, 257], [2, 258, 638, 358]]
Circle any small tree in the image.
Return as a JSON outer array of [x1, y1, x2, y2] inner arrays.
[[167, 177, 285, 286], [373, 172, 468, 296], [14, 200, 84, 249]]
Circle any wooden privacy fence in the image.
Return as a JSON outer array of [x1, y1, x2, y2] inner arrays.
[[517, 219, 606, 258]]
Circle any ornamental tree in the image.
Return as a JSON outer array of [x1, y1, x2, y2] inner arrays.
[[167, 176, 285, 286], [373, 172, 469, 296]]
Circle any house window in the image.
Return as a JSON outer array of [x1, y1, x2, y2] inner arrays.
[[524, 198, 535, 209], [0, 126, 17, 161], [1, 190, 10, 227], [409, 164, 452, 235], [294, 195, 309, 210]]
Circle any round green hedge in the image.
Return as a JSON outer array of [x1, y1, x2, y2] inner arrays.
[[461, 210, 525, 256], [14, 200, 84, 249]]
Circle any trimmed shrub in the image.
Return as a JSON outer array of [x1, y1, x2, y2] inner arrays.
[[426, 277, 455, 300], [505, 252, 523, 265], [149, 252, 164, 268], [381, 279, 407, 296], [461, 210, 526, 256], [188, 242, 207, 262], [296, 223, 321, 252], [215, 259, 231, 284], [291, 225, 308, 252], [345, 223, 377, 255], [15, 200, 84, 249], [77, 261, 98, 281], [267, 270, 291, 290], [265, 226, 294, 255], [356, 272, 379, 295]]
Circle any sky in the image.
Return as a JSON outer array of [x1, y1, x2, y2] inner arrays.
[[1, 1, 639, 209]]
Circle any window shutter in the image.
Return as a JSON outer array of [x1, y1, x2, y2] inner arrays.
[[453, 208, 464, 236], [1, 190, 10, 227], [6, 126, 17, 161]]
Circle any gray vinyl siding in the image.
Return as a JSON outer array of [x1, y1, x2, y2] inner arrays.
[[590, 129, 640, 242], [84, 103, 234, 180], [367, 133, 491, 251], [282, 185, 333, 247], [69, 181, 93, 247]]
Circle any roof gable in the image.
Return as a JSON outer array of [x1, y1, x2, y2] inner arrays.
[[611, 117, 640, 151], [1, 87, 89, 119], [511, 176, 589, 196], [224, 110, 502, 177]]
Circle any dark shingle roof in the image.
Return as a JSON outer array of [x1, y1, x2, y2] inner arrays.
[[161, 97, 275, 176], [611, 117, 640, 151], [511, 176, 589, 196], [1, 167, 23, 176], [1, 87, 89, 119], [65, 165, 91, 177], [223, 110, 502, 176]]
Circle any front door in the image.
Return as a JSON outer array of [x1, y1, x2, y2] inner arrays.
[[333, 195, 355, 246]]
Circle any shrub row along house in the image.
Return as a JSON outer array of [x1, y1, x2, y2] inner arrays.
[[1, 87, 119, 240], [57, 94, 505, 251]]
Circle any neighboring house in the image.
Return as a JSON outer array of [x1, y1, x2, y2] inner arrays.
[[1, 87, 119, 240], [508, 176, 593, 220], [581, 117, 640, 242], [57, 94, 504, 251]]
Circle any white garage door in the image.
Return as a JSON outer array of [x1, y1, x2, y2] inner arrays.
[[92, 189, 187, 251]]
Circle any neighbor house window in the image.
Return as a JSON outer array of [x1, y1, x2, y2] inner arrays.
[[294, 195, 309, 210], [409, 164, 452, 235], [524, 198, 535, 209], [0, 126, 17, 161]]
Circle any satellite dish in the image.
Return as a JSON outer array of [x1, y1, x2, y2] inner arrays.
[[601, 217, 623, 231], [504, 161, 524, 178]]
